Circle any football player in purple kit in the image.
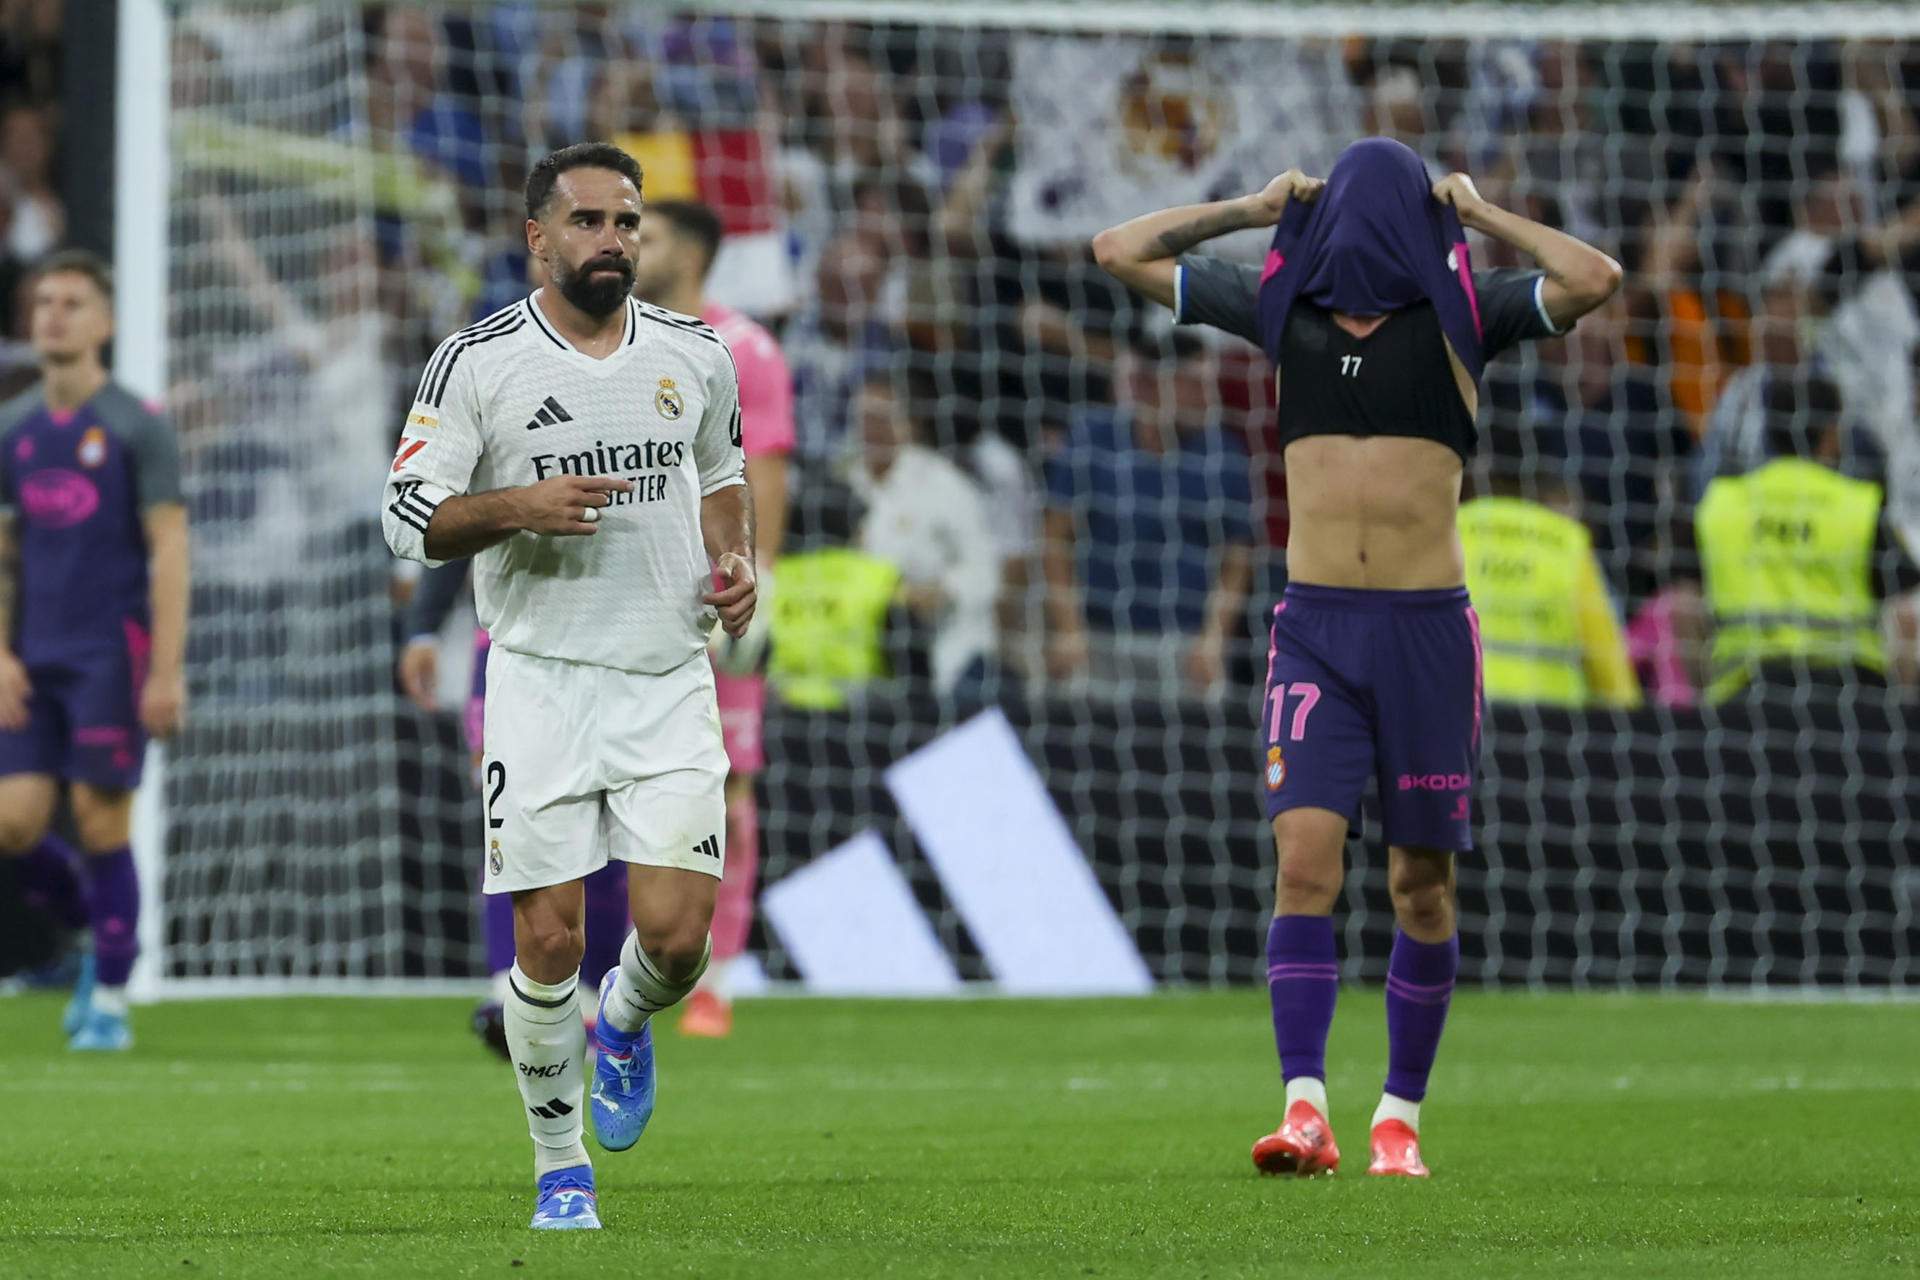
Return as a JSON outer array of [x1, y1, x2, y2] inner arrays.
[[0, 251, 188, 1051], [1094, 139, 1620, 1177]]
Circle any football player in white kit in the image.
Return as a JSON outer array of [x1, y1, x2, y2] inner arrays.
[[382, 143, 755, 1231]]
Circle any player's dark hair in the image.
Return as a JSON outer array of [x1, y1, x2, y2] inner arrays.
[[525, 142, 644, 222], [648, 200, 724, 277], [32, 249, 114, 301]]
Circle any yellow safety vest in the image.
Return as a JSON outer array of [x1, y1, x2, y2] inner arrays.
[[1459, 497, 1597, 707], [767, 548, 901, 711], [1697, 458, 1884, 701]]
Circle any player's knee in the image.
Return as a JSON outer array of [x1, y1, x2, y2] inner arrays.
[[636, 923, 710, 984], [518, 919, 586, 977], [1389, 878, 1454, 935], [1275, 851, 1342, 912], [0, 813, 46, 854], [72, 809, 132, 853]]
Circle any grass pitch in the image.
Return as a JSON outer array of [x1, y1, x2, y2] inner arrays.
[[0, 988, 1913, 1278]]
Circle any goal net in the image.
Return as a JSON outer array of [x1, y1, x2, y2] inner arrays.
[[141, 0, 1920, 992]]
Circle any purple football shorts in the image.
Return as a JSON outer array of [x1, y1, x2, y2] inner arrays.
[[0, 643, 146, 791], [1260, 583, 1483, 851]]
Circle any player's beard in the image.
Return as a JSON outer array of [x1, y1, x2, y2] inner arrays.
[[554, 254, 635, 319]]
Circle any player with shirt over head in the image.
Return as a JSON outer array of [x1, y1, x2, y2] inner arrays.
[[1094, 138, 1621, 1178], [628, 199, 794, 1038], [383, 143, 754, 1230], [0, 251, 188, 1052]]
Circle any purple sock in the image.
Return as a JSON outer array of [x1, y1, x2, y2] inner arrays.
[[580, 861, 630, 991], [18, 836, 89, 931], [1383, 930, 1459, 1103], [483, 891, 516, 977], [1267, 915, 1339, 1082], [84, 846, 140, 987]]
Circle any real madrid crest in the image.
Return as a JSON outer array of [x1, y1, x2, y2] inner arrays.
[[77, 426, 109, 469], [488, 840, 504, 876], [654, 377, 684, 421]]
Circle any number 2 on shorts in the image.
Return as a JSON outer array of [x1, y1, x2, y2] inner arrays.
[[486, 760, 506, 829], [1267, 682, 1321, 744]]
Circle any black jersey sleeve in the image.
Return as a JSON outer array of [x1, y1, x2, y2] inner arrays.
[[1474, 268, 1566, 360], [1173, 254, 1262, 346]]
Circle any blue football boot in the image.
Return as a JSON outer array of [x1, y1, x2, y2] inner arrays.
[[529, 1164, 600, 1230], [62, 951, 96, 1038], [590, 969, 655, 1152], [69, 1005, 132, 1052]]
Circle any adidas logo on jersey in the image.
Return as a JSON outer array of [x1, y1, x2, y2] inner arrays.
[[524, 396, 574, 431], [691, 835, 720, 860]]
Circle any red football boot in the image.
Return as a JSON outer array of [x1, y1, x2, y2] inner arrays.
[[1251, 1100, 1341, 1177], [1366, 1119, 1430, 1178], [677, 988, 733, 1038]]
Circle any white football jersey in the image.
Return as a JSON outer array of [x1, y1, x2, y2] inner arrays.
[[382, 292, 745, 674]]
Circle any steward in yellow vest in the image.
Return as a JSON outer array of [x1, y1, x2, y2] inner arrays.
[[1696, 372, 1920, 700], [766, 547, 901, 711], [1459, 489, 1641, 709]]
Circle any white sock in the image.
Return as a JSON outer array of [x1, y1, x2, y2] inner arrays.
[[1372, 1092, 1422, 1133], [92, 986, 129, 1018], [1285, 1076, 1329, 1116], [603, 931, 709, 1035], [503, 963, 590, 1177]]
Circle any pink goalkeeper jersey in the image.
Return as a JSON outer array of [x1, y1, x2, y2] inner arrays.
[[702, 301, 795, 460]]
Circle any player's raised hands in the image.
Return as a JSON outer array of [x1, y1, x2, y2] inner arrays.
[[704, 551, 757, 639], [1245, 170, 1325, 226], [0, 649, 30, 731], [515, 474, 633, 536], [1431, 172, 1492, 224]]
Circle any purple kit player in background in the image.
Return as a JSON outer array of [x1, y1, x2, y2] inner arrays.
[[0, 250, 189, 1052], [1095, 139, 1620, 1177], [397, 560, 629, 1058]]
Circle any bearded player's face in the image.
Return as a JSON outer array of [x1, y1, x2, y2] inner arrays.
[[532, 168, 641, 319]]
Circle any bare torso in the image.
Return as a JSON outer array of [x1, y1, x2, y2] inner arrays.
[[1279, 312, 1478, 590]]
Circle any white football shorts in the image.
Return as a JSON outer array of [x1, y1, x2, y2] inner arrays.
[[480, 645, 729, 893]]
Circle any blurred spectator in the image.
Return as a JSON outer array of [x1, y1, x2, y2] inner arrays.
[[1696, 372, 1920, 699], [2, 103, 62, 261], [0, 0, 62, 104], [1690, 245, 1842, 502], [367, 7, 487, 194], [850, 369, 1001, 699], [1042, 330, 1252, 698], [1460, 449, 1642, 710], [1525, 291, 1693, 605]]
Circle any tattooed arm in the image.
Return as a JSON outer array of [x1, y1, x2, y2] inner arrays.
[[1090, 170, 1324, 308]]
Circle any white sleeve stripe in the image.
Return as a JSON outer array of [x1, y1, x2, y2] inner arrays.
[[1533, 275, 1567, 335], [1173, 263, 1187, 323], [387, 480, 444, 533], [700, 475, 747, 497]]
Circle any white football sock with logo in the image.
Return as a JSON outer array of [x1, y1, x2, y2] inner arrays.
[[602, 931, 709, 1034], [504, 962, 589, 1176]]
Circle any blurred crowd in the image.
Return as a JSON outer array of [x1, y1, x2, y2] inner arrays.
[[42, 10, 1920, 709], [0, 0, 66, 398]]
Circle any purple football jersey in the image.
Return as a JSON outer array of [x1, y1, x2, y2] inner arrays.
[[0, 384, 180, 662]]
